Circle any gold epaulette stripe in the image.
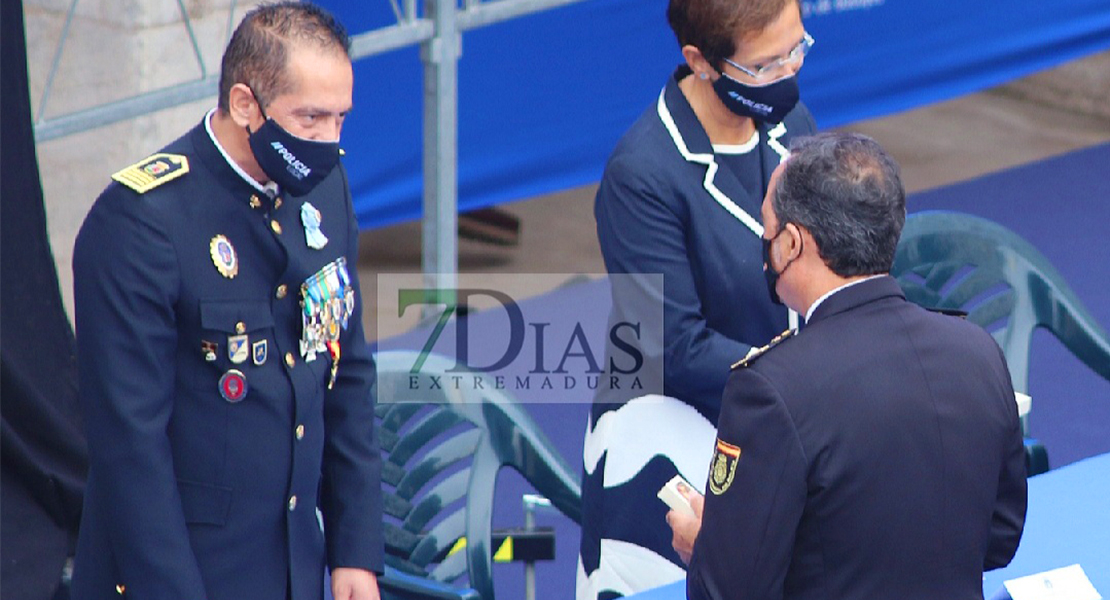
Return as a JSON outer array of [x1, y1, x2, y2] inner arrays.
[[116, 172, 155, 187], [731, 328, 796, 370], [111, 153, 189, 194]]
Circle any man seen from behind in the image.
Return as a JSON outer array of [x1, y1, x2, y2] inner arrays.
[[668, 132, 1027, 599]]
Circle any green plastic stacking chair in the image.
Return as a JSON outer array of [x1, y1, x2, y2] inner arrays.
[[891, 211, 1110, 475], [372, 350, 582, 600]]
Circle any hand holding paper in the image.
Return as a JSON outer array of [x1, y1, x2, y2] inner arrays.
[[658, 475, 697, 517], [662, 475, 704, 565]]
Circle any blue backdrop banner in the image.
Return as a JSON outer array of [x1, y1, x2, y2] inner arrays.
[[319, 0, 1110, 230]]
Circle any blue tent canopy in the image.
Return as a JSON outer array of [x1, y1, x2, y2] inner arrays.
[[319, 0, 1110, 230]]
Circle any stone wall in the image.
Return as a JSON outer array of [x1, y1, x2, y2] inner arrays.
[[25, 0, 262, 320]]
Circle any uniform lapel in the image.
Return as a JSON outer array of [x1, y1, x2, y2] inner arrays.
[[656, 72, 765, 236], [656, 69, 802, 328], [761, 121, 791, 184], [656, 70, 795, 238]]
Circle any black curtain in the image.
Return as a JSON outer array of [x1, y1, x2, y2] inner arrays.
[[2, 1, 89, 599]]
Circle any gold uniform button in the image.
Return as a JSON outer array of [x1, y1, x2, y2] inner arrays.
[[116, 584, 126, 595], [249, 195, 261, 209], [271, 220, 282, 235], [295, 424, 305, 440], [235, 321, 246, 334], [288, 495, 297, 511], [274, 197, 283, 210], [285, 352, 295, 368], [275, 284, 288, 299]]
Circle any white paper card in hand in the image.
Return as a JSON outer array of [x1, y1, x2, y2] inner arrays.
[[658, 475, 696, 518], [1003, 564, 1101, 600], [1015, 392, 1032, 419]]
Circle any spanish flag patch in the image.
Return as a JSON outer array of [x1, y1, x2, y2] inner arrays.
[[111, 153, 189, 193], [709, 439, 741, 495]]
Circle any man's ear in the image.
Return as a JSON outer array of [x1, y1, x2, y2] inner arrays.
[[680, 44, 716, 81], [783, 222, 806, 261], [228, 83, 260, 129]]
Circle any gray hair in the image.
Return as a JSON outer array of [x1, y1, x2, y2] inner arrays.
[[772, 132, 906, 276], [218, 1, 351, 112]]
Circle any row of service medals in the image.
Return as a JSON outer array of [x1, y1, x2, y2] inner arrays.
[[207, 202, 350, 401], [300, 256, 356, 389]]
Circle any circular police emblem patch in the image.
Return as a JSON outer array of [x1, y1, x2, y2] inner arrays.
[[209, 234, 238, 279], [218, 369, 248, 403]]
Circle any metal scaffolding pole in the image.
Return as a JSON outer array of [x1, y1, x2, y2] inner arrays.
[[31, 0, 590, 287], [421, 0, 460, 294]]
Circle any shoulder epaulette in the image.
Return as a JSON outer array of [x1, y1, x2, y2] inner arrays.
[[111, 153, 189, 194], [731, 328, 796, 370], [926, 307, 969, 319]]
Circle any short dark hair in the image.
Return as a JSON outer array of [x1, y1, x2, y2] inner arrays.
[[218, 1, 351, 112], [772, 132, 906, 277], [667, 0, 798, 69]]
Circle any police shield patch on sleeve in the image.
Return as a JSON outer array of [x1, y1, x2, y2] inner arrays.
[[112, 153, 189, 193], [709, 439, 741, 495]]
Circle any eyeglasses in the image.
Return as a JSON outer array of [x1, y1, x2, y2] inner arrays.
[[722, 32, 815, 82]]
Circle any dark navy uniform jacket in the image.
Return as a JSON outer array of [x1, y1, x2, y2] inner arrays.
[[71, 118, 383, 600], [593, 66, 817, 425], [688, 276, 1027, 600]]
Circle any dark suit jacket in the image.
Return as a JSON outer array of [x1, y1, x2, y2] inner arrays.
[[687, 276, 1027, 600], [593, 65, 816, 425], [70, 120, 383, 600]]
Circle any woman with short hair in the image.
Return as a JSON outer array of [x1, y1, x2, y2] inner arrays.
[[579, 1, 817, 597]]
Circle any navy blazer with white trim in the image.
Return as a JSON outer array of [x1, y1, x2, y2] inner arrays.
[[594, 66, 817, 424]]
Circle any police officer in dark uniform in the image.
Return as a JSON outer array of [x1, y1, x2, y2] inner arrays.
[[70, 4, 382, 599], [667, 133, 1027, 599]]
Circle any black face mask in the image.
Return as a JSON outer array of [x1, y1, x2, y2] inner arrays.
[[762, 228, 800, 306], [712, 72, 800, 125], [247, 94, 340, 196]]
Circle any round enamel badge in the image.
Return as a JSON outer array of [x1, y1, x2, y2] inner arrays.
[[210, 235, 238, 279], [218, 369, 248, 403]]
